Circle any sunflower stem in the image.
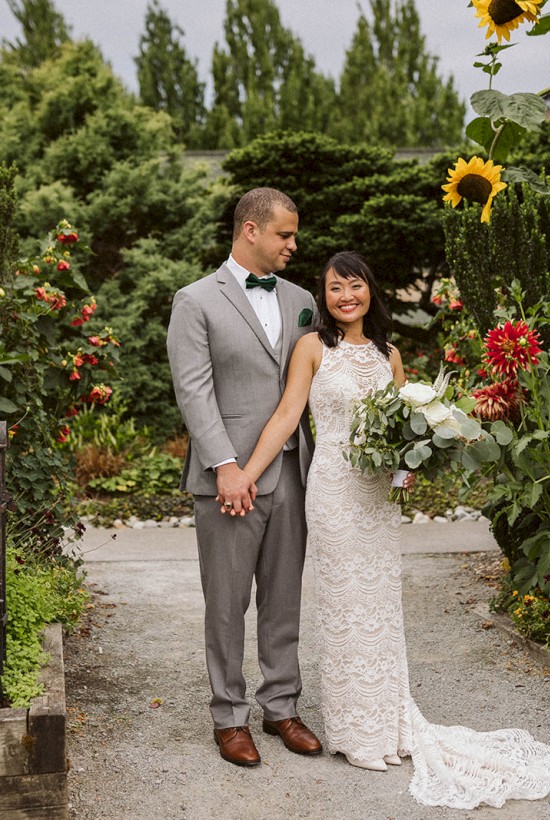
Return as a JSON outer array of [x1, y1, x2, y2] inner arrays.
[[488, 123, 505, 162]]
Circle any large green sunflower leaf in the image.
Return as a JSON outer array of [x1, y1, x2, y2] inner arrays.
[[502, 166, 550, 196], [527, 13, 550, 35], [465, 117, 526, 161], [471, 90, 547, 130]]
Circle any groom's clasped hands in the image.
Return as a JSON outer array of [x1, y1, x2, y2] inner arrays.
[[215, 462, 257, 516]]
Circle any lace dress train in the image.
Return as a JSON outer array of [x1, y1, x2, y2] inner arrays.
[[305, 340, 550, 810]]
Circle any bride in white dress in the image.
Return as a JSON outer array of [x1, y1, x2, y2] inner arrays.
[[241, 251, 550, 810]]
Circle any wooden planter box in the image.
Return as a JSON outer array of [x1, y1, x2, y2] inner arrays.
[[0, 624, 68, 819]]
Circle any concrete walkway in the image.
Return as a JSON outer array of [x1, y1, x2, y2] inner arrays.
[[64, 520, 550, 820], [75, 517, 500, 563]]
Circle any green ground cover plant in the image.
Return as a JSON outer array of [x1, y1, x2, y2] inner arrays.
[[3, 546, 88, 707]]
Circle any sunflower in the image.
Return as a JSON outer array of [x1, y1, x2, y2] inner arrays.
[[442, 156, 507, 223], [484, 320, 542, 376], [472, 0, 543, 43]]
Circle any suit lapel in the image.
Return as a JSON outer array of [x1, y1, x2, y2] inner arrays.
[[276, 279, 294, 373], [216, 265, 279, 363]]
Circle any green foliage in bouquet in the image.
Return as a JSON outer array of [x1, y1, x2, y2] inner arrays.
[[346, 366, 498, 503]]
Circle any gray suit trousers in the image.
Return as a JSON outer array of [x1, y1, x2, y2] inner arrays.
[[194, 450, 307, 729]]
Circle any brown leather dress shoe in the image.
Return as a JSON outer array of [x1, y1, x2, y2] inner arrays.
[[214, 726, 261, 767], [262, 716, 323, 755]]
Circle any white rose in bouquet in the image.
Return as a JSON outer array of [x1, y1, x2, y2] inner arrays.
[[398, 382, 437, 409], [418, 399, 452, 428]]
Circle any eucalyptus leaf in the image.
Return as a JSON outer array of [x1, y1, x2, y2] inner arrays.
[[410, 412, 428, 435], [454, 396, 476, 414], [431, 433, 454, 449], [0, 366, 13, 382], [470, 439, 501, 462], [459, 417, 483, 440], [404, 449, 423, 469], [431, 423, 456, 439], [402, 420, 416, 441], [461, 449, 482, 471], [490, 420, 514, 445]]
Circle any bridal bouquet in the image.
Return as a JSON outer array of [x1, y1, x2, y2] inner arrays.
[[346, 366, 485, 502]]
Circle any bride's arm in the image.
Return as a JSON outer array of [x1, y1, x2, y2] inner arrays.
[[389, 344, 406, 387], [243, 333, 322, 485], [389, 343, 415, 488]]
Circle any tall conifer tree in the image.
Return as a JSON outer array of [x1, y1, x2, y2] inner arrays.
[[204, 0, 336, 148], [334, 0, 465, 147], [136, 1, 205, 146], [6, 0, 70, 67]]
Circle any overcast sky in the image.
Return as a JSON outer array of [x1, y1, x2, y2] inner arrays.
[[0, 0, 548, 112]]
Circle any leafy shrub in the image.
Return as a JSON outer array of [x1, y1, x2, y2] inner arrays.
[[87, 451, 183, 497], [64, 396, 153, 457], [3, 547, 88, 707], [402, 472, 491, 519], [491, 572, 550, 647], [0, 170, 120, 555], [78, 492, 193, 527]]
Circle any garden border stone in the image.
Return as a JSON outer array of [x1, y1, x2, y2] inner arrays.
[[0, 623, 68, 819], [473, 603, 550, 669]]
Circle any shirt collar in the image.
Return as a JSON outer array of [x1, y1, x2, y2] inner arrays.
[[227, 255, 277, 290]]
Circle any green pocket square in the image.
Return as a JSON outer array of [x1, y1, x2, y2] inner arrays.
[[298, 308, 313, 327]]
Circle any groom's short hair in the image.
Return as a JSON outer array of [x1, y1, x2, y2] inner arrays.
[[233, 188, 297, 239]]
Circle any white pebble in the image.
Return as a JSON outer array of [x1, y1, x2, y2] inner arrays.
[[412, 512, 431, 524]]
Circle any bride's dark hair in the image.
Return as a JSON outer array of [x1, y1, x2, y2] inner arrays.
[[317, 251, 393, 357]]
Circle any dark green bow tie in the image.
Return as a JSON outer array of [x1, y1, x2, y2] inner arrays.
[[245, 273, 277, 292]]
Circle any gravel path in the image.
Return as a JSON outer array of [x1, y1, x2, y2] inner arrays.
[[64, 526, 550, 820]]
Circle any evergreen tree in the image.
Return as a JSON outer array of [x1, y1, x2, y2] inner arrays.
[[203, 0, 336, 148], [5, 0, 70, 67], [135, 1, 205, 146], [333, 0, 465, 147]]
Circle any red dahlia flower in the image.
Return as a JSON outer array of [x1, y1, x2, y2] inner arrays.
[[472, 380, 521, 421], [484, 321, 542, 376]]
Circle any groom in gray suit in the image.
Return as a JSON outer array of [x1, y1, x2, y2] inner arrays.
[[167, 188, 321, 767]]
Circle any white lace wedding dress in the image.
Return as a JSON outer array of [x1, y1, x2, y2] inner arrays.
[[305, 340, 550, 810]]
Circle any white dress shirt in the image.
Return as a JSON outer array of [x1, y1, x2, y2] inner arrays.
[[226, 255, 281, 347]]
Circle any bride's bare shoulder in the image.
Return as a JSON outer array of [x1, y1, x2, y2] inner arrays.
[[293, 332, 323, 371]]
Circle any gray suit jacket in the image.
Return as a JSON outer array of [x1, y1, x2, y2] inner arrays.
[[167, 263, 317, 496]]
